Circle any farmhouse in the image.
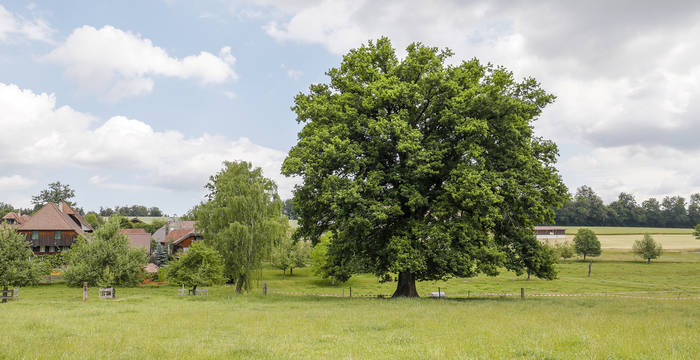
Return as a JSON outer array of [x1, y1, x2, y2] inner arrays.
[[1, 212, 30, 229], [533, 226, 566, 239], [119, 228, 153, 253], [153, 219, 201, 253], [17, 202, 93, 255]]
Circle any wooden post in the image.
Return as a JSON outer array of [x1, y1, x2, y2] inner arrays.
[[588, 261, 592, 277], [262, 282, 267, 296], [521, 288, 525, 299], [438, 287, 441, 299], [349, 287, 352, 298], [1, 286, 7, 304], [467, 290, 470, 298], [83, 282, 88, 301]]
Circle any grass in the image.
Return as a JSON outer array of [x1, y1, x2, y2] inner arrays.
[[2, 251, 700, 358], [561, 226, 693, 235]]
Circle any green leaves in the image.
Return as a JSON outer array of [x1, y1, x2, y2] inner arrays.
[[63, 216, 147, 287], [196, 161, 287, 292], [283, 38, 567, 288], [0, 225, 49, 288], [166, 241, 225, 291], [573, 228, 602, 260], [632, 233, 663, 263]]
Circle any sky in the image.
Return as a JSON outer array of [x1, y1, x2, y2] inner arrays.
[[1, 0, 699, 215]]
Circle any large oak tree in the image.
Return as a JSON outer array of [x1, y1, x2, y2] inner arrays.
[[282, 38, 567, 297]]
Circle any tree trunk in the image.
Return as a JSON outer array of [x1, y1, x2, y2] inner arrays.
[[647, 258, 651, 264], [289, 267, 293, 276], [583, 253, 587, 260], [282, 269, 286, 280], [527, 271, 531, 280], [392, 272, 419, 298], [191, 284, 197, 295], [235, 274, 246, 294], [1, 286, 7, 304]]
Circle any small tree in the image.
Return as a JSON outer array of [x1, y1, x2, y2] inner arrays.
[[84, 212, 104, 230], [0, 225, 50, 302], [290, 239, 311, 276], [271, 236, 311, 279], [166, 241, 225, 294], [310, 233, 335, 284], [63, 216, 147, 287], [573, 228, 601, 260], [153, 243, 168, 267], [553, 241, 574, 260], [633, 233, 663, 263], [694, 224, 700, 240]]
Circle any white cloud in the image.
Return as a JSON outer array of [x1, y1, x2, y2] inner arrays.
[[0, 175, 36, 190], [42, 25, 238, 101], [281, 63, 302, 80], [248, 0, 700, 199], [223, 91, 237, 99], [0, 4, 54, 43], [0, 82, 297, 198]]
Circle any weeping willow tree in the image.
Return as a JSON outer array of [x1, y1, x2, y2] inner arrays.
[[196, 161, 287, 293]]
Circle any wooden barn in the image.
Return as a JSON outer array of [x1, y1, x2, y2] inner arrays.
[[533, 226, 566, 239], [153, 220, 201, 254], [17, 202, 93, 255]]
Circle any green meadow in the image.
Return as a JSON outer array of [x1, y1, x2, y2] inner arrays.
[[2, 250, 699, 359]]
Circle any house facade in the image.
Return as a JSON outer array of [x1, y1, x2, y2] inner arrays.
[[153, 219, 201, 254], [17, 202, 93, 255]]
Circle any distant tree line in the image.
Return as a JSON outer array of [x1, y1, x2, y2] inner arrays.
[[99, 205, 164, 217], [555, 186, 700, 228], [0, 202, 33, 218]]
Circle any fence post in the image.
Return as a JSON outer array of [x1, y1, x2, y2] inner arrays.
[[438, 287, 441, 299], [262, 282, 267, 296], [467, 290, 470, 298], [83, 282, 88, 301], [521, 288, 525, 299], [588, 261, 592, 277], [1, 286, 7, 304], [349, 287, 352, 298]]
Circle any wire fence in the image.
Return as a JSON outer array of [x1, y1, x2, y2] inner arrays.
[[267, 289, 700, 301]]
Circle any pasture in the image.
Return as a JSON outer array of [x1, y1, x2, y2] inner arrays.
[[2, 250, 700, 359], [555, 226, 699, 250]]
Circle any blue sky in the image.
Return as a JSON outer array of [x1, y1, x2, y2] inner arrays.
[[2, 1, 700, 215]]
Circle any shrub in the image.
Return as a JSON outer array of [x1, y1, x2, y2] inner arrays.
[[573, 228, 601, 260], [633, 233, 663, 263]]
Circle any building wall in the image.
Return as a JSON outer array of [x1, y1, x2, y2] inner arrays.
[[18, 230, 79, 254]]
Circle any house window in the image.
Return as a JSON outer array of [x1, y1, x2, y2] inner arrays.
[[32, 231, 39, 240], [55, 231, 61, 240]]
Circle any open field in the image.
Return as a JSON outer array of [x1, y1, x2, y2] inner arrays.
[[3, 250, 700, 359], [556, 234, 700, 250], [561, 226, 693, 235]]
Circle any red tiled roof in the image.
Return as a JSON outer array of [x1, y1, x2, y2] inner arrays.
[[18, 203, 93, 233], [165, 228, 191, 243], [119, 228, 152, 252]]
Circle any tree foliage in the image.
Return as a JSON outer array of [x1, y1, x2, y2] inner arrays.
[[632, 233, 663, 263], [556, 186, 700, 228], [0, 225, 49, 292], [282, 38, 567, 297], [166, 241, 225, 293], [84, 212, 104, 229], [31, 181, 76, 209], [282, 199, 298, 220], [63, 216, 147, 287], [196, 161, 287, 293], [573, 228, 601, 260], [695, 224, 700, 240], [271, 235, 311, 278], [153, 243, 168, 267]]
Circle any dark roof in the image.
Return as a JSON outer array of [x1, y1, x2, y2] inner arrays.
[[533, 226, 565, 230], [2, 212, 29, 226], [19, 202, 93, 233]]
